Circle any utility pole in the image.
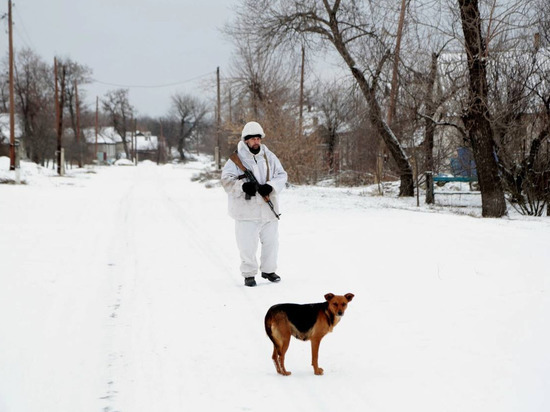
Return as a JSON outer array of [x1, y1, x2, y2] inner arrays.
[[228, 88, 232, 124], [54, 58, 66, 175], [54, 57, 61, 174], [95, 96, 99, 162], [75, 80, 82, 167], [8, 0, 16, 171], [298, 45, 305, 138], [387, 0, 408, 127], [377, 0, 408, 191], [158, 121, 164, 164], [133, 117, 137, 163], [216, 66, 221, 169]]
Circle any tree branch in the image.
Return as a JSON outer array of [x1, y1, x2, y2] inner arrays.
[[417, 112, 468, 140]]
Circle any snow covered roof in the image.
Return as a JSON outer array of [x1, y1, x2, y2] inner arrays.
[[82, 127, 159, 150], [133, 131, 159, 151], [82, 126, 123, 145]]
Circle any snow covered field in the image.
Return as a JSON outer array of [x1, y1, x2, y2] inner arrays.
[[1, 157, 549, 412]]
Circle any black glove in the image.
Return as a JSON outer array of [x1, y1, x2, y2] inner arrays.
[[242, 182, 257, 197], [258, 184, 273, 197]]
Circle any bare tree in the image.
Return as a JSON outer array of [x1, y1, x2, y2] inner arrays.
[[12, 48, 55, 165], [314, 78, 353, 177], [158, 116, 180, 160], [170, 93, 208, 162], [102, 89, 134, 159], [57, 58, 93, 139], [221, 34, 325, 183], [0, 65, 9, 112], [488, 2, 550, 215], [399, 44, 466, 203], [223, 36, 299, 124], [457, 0, 507, 217], [228, 0, 415, 196]]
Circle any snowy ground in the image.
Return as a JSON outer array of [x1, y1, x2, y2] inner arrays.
[[1, 157, 549, 412]]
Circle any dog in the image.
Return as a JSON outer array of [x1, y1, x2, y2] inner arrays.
[[264, 293, 354, 376]]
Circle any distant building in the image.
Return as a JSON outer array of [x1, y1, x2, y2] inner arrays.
[[0, 113, 23, 157], [82, 127, 159, 164], [132, 131, 160, 162], [82, 127, 124, 164]]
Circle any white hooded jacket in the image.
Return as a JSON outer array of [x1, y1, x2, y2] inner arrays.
[[221, 139, 287, 221]]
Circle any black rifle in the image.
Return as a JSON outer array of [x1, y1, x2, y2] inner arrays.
[[230, 152, 280, 220]]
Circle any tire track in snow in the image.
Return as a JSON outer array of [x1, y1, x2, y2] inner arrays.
[[100, 164, 334, 411], [100, 174, 140, 412], [100, 165, 250, 411], [156, 169, 336, 410]]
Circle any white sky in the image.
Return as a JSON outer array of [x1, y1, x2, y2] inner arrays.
[[1, 0, 237, 117]]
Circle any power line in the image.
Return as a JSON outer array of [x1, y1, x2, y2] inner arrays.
[[91, 71, 215, 89], [13, 5, 36, 51], [6, 5, 217, 93]]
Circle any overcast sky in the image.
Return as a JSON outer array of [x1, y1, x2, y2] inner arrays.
[[1, 0, 237, 118]]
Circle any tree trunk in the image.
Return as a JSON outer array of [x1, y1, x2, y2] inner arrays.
[[458, 0, 507, 217], [363, 81, 414, 196], [424, 53, 438, 204], [327, 13, 414, 196], [115, 117, 129, 159], [327, 127, 336, 174], [178, 119, 186, 162]]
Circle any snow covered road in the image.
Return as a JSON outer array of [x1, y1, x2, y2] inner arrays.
[[1, 160, 549, 412]]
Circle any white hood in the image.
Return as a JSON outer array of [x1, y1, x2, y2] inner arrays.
[[241, 121, 265, 140]]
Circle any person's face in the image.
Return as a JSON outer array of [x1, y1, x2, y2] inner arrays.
[[246, 136, 262, 151]]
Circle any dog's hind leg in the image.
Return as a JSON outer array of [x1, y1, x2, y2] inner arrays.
[[272, 346, 283, 375], [266, 311, 292, 376], [271, 342, 291, 376], [277, 337, 291, 376], [269, 321, 292, 375]]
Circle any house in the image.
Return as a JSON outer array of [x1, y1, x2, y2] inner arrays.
[[132, 131, 160, 161], [83, 127, 160, 164], [83, 126, 125, 164], [0, 113, 23, 158]]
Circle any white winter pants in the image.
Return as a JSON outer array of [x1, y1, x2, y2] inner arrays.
[[235, 220, 279, 278]]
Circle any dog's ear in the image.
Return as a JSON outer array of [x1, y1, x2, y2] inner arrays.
[[324, 293, 335, 301], [345, 293, 355, 302]]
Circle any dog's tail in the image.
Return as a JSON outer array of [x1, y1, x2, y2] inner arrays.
[[264, 308, 277, 345]]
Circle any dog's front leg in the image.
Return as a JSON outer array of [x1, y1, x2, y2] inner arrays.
[[310, 338, 324, 375]]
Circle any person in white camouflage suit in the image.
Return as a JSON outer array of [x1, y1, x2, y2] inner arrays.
[[221, 121, 288, 287]]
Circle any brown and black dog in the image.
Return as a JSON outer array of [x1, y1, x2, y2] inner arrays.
[[264, 293, 354, 376]]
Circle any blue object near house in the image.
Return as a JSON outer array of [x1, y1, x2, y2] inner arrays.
[[450, 147, 477, 178], [433, 175, 476, 183]]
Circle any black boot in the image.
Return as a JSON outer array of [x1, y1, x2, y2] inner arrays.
[[261, 272, 281, 282], [244, 277, 257, 287]]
